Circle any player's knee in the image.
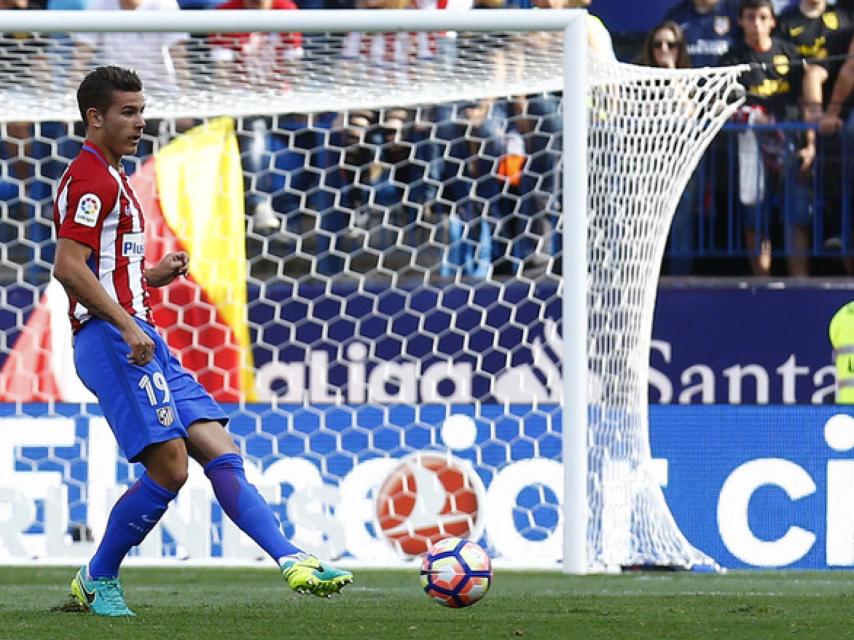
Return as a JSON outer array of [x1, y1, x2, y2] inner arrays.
[[140, 439, 190, 492], [150, 461, 188, 492]]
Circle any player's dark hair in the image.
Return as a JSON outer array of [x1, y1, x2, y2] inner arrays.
[[77, 66, 143, 128], [738, 0, 776, 18]]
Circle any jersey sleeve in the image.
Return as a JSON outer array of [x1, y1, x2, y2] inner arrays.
[[57, 171, 119, 251]]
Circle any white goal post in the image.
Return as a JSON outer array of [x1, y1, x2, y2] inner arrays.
[[0, 9, 745, 573]]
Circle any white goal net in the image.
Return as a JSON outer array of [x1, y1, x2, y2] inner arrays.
[[0, 10, 744, 571]]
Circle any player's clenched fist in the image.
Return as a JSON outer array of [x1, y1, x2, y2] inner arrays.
[[145, 251, 190, 287]]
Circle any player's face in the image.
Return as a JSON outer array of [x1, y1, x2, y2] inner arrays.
[[739, 7, 776, 45], [99, 91, 146, 159]]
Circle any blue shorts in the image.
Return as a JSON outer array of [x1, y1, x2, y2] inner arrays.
[[74, 317, 228, 462]]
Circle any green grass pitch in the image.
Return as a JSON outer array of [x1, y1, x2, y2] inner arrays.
[[2, 566, 854, 639]]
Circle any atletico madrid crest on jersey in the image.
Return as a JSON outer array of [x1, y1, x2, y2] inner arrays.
[[714, 16, 730, 36]]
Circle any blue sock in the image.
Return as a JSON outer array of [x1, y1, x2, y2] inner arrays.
[[88, 473, 176, 579], [204, 453, 301, 563]]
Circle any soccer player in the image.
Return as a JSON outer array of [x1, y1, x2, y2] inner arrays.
[[52, 66, 352, 617]]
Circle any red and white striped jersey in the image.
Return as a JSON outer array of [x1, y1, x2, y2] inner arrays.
[[53, 141, 152, 332]]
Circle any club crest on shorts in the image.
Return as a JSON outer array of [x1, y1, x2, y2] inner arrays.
[[156, 406, 175, 427]]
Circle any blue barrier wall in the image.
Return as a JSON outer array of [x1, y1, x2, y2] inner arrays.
[[3, 402, 854, 568], [653, 405, 854, 569]]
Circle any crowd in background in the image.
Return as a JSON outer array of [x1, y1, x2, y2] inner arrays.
[[1, 0, 854, 279], [639, 0, 854, 277]]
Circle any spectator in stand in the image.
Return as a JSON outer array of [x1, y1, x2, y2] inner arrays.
[[778, 0, 852, 61], [640, 20, 693, 67], [0, 0, 54, 279], [665, 0, 738, 67], [819, 32, 854, 269], [0, 0, 39, 182], [531, 0, 614, 58], [209, 0, 304, 233], [778, 0, 852, 119], [503, 0, 614, 273], [779, 0, 852, 267], [71, 0, 191, 155], [209, 0, 303, 87], [341, 0, 416, 87], [664, 1, 738, 275], [639, 21, 701, 275], [72, 0, 189, 96], [719, 0, 824, 276], [436, 0, 511, 276], [820, 33, 854, 135]]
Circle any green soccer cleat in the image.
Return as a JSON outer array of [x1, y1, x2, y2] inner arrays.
[[281, 555, 354, 597], [70, 566, 136, 617]]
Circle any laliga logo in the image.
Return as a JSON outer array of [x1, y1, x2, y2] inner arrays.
[[375, 451, 487, 557]]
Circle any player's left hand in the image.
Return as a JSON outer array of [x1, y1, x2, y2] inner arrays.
[[147, 252, 190, 287]]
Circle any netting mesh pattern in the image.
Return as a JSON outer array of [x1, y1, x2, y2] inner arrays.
[[0, 32, 563, 121], [0, 28, 744, 568], [586, 62, 744, 568]]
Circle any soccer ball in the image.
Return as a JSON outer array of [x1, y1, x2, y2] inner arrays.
[[420, 537, 492, 608]]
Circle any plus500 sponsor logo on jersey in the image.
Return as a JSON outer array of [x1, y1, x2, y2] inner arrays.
[[121, 232, 145, 258], [0, 404, 852, 569]]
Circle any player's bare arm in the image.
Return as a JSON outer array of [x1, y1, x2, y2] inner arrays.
[[799, 62, 824, 170], [819, 37, 854, 134], [144, 251, 190, 287], [802, 61, 828, 122], [53, 236, 155, 365]]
